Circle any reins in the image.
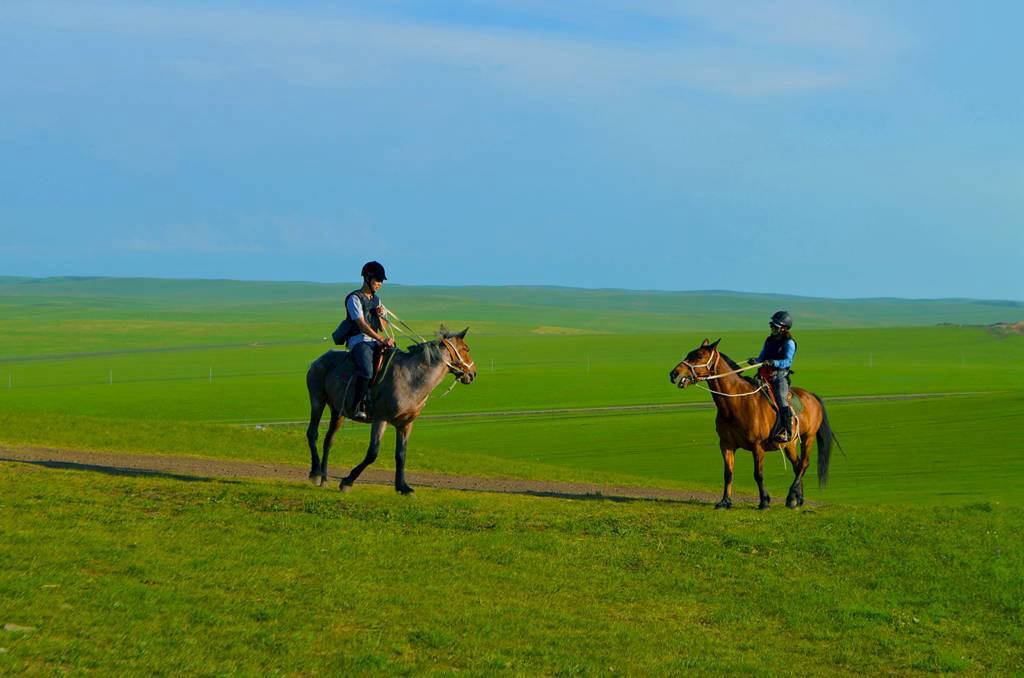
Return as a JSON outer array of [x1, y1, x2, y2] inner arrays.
[[383, 308, 428, 344], [380, 308, 473, 396], [680, 351, 766, 397]]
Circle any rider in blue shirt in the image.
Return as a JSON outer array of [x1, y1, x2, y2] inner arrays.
[[749, 311, 797, 442]]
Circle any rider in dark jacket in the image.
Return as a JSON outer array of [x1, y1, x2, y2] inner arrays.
[[344, 261, 395, 420], [749, 311, 797, 442]]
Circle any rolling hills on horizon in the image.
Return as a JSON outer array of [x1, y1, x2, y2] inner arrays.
[[1, 275, 1020, 337]]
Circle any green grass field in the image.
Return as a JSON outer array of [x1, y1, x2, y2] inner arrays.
[[2, 277, 1023, 673], [2, 464, 1022, 675]]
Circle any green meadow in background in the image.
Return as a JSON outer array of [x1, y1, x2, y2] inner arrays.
[[2, 276, 1022, 506], [3, 277, 1023, 675]]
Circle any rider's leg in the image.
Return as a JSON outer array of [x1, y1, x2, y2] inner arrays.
[[350, 342, 374, 417], [771, 374, 791, 441], [778, 406, 793, 442]]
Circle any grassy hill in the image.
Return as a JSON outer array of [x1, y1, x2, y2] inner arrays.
[[1, 463, 1022, 675], [2, 276, 1023, 507], [2, 276, 1023, 673], [1, 276, 1021, 359]]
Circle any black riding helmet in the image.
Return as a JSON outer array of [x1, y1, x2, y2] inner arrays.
[[361, 261, 387, 281], [770, 310, 793, 329]]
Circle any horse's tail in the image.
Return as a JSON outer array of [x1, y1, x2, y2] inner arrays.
[[812, 393, 842, 488]]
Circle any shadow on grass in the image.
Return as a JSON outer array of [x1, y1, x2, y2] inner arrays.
[[1, 457, 242, 484], [3, 455, 756, 507]]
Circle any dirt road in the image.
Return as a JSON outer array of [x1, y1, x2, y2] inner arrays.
[[1, 445, 742, 504]]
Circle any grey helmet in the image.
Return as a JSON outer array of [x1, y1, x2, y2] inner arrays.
[[770, 310, 793, 329]]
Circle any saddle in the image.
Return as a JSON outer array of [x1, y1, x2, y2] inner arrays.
[[324, 345, 394, 418], [753, 369, 802, 416]]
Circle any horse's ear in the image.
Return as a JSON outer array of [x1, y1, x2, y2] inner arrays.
[[701, 338, 709, 346], [709, 338, 721, 350], [437, 324, 450, 339], [456, 327, 468, 339]]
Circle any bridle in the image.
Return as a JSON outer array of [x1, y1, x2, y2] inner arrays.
[[440, 337, 475, 378], [679, 349, 720, 384], [676, 349, 766, 398]]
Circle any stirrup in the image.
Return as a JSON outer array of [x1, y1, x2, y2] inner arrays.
[[351, 398, 372, 422]]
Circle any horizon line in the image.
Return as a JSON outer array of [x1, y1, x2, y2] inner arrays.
[[3, 274, 1022, 305]]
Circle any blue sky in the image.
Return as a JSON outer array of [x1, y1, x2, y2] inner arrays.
[[2, 0, 1021, 299]]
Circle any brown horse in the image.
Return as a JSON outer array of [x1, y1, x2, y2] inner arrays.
[[305, 326, 476, 495], [669, 338, 838, 509]]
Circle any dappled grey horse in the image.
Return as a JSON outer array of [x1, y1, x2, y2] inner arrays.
[[305, 326, 476, 494]]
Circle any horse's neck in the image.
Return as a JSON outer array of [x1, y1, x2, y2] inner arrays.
[[393, 344, 449, 397], [707, 364, 756, 416]]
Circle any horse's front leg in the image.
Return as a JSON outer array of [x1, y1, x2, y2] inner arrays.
[[715, 442, 735, 509], [394, 421, 414, 496], [753, 446, 771, 509], [340, 419, 388, 491]]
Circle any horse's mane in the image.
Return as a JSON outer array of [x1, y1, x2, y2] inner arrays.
[[720, 352, 758, 388], [402, 340, 443, 357]]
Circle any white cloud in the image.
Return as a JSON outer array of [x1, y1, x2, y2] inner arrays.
[[1, 0, 909, 96]]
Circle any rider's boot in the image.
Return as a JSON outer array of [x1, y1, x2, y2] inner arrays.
[[350, 377, 371, 421], [775, 408, 792, 443]]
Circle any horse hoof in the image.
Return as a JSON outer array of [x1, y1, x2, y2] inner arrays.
[[714, 499, 732, 510], [759, 495, 771, 510], [339, 480, 353, 493], [396, 485, 415, 496]]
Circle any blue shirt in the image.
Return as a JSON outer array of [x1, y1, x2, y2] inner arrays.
[[757, 337, 796, 368]]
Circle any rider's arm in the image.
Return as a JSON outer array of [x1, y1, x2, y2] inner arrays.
[[346, 295, 391, 344], [749, 339, 769, 365]]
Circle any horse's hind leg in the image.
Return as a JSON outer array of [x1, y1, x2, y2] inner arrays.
[[785, 440, 804, 509], [788, 435, 813, 508], [307, 397, 327, 483], [340, 419, 388, 491], [318, 407, 343, 487]]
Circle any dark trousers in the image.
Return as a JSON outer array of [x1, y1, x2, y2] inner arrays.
[[349, 341, 374, 379], [769, 371, 792, 436], [770, 372, 790, 411]]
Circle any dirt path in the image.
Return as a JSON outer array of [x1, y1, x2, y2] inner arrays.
[[1, 445, 744, 505]]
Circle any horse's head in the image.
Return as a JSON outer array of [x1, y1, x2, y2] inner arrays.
[[669, 338, 721, 389], [438, 325, 476, 385]]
